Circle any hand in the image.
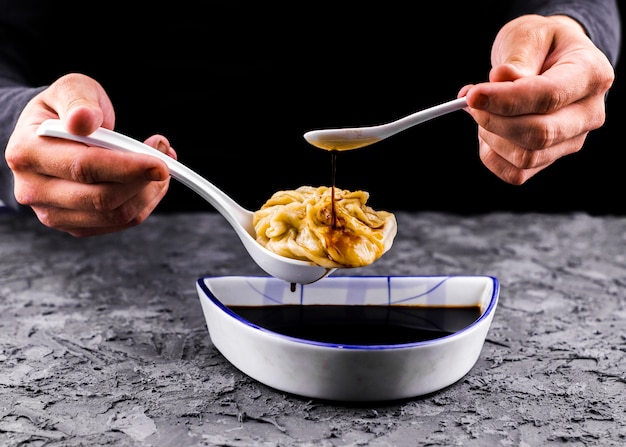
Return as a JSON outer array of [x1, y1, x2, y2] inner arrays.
[[5, 73, 176, 237], [458, 14, 615, 184]]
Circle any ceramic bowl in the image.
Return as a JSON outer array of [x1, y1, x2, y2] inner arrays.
[[196, 275, 499, 402]]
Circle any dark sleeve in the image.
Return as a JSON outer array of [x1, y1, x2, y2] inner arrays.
[[0, 2, 50, 212], [0, 86, 46, 212], [509, 0, 621, 66]]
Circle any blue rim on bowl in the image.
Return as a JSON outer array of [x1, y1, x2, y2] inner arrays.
[[196, 275, 499, 401]]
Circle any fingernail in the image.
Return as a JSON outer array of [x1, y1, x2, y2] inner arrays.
[[157, 141, 168, 153], [146, 167, 165, 181]]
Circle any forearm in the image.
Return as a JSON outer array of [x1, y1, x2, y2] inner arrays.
[[509, 0, 621, 66]]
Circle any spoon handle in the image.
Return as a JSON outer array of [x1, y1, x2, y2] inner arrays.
[[36, 119, 254, 233], [387, 97, 468, 133]]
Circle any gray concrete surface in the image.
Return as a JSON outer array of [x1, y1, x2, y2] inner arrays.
[[1, 211, 625, 446]]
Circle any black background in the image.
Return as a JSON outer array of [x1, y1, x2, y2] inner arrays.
[[5, 2, 623, 215], [26, 3, 614, 217], [155, 6, 625, 217]]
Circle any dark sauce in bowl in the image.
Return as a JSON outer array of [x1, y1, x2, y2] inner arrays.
[[228, 305, 482, 345]]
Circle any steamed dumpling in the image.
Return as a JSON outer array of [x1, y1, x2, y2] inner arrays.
[[253, 186, 396, 268]]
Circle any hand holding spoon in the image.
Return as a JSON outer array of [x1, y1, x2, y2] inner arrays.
[[36, 119, 348, 285], [304, 97, 467, 151]]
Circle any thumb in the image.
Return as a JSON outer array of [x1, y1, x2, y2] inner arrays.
[[49, 73, 115, 135], [489, 15, 552, 82]]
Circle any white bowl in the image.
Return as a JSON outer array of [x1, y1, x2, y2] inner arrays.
[[196, 275, 499, 402]]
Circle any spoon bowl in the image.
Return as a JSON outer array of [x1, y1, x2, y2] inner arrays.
[[37, 119, 353, 284], [304, 97, 467, 151]]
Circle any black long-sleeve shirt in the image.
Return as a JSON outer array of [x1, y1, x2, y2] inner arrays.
[[0, 1, 621, 214]]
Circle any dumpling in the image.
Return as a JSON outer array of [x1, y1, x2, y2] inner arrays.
[[253, 186, 396, 268]]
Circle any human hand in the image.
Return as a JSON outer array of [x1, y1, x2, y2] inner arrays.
[[458, 14, 615, 184], [5, 73, 176, 237]]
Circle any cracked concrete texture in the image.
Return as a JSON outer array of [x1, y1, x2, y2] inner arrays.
[[1, 211, 625, 446]]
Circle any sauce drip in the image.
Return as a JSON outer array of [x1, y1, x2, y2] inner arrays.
[[330, 150, 337, 228]]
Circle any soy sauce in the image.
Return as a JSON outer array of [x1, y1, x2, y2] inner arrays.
[[330, 150, 337, 228], [228, 305, 482, 345]]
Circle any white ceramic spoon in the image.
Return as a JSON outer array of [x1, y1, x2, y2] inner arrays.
[[37, 119, 341, 285], [304, 97, 467, 151]]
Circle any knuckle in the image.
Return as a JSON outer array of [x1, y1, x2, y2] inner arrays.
[[68, 155, 98, 184], [499, 167, 532, 186], [32, 207, 55, 228], [90, 190, 119, 213], [517, 149, 544, 170], [4, 146, 30, 173], [12, 187, 30, 206], [100, 201, 141, 227], [521, 124, 554, 151], [12, 181, 38, 207]]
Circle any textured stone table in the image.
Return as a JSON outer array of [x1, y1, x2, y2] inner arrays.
[[1, 211, 625, 446]]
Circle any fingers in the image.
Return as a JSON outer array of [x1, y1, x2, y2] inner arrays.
[[144, 134, 178, 160], [476, 125, 588, 185], [23, 150, 171, 236], [13, 161, 163, 211], [467, 96, 596, 184], [7, 124, 174, 236], [10, 136, 169, 187], [467, 65, 612, 119], [29, 178, 170, 237], [467, 94, 606, 151]]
